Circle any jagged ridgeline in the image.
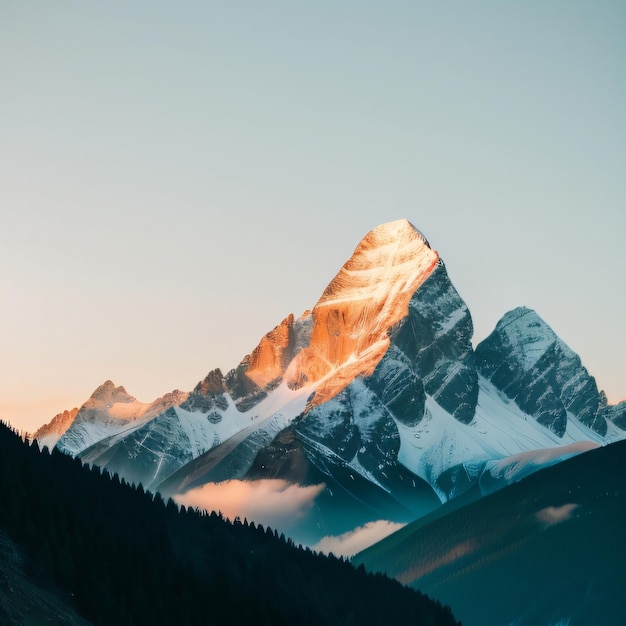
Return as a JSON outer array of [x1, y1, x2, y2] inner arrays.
[[0, 423, 459, 626], [33, 219, 625, 545]]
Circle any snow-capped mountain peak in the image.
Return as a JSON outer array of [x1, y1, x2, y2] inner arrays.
[[47, 381, 189, 456], [492, 307, 557, 369], [278, 219, 439, 406], [32, 220, 624, 547], [475, 306, 609, 436], [31, 407, 79, 451]]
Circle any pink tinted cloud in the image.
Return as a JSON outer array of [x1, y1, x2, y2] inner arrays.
[[535, 503, 579, 527], [174, 479, 325, 529], [312, 520, 406, 558]]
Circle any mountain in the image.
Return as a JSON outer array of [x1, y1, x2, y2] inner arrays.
[[602, 399, 626, 429], [352, 438, 626, 626], [33, 219, 625, 545], [475, 306, 608, 435], [33, 406, 79, 451], [0, 422, 459, 625], [50, 381, 189, 456]]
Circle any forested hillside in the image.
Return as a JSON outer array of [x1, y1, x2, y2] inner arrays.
[[0, 423, 458, 625]]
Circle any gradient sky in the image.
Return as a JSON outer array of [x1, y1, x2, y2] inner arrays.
[[1, 1, 624, 433]]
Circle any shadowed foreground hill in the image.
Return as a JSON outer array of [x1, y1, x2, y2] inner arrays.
[[0, 423, 458, 626], [353, 440, 626, 626], [0, 526, 91, 624]]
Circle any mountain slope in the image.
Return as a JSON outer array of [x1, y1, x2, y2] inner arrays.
[[0, 527, 90, 625], [353, 439, 626, 626], [34, 380, 189, 455], [33, 406, 79, 451], [475, 306, 607, 435], [0, 422, 459, 625]]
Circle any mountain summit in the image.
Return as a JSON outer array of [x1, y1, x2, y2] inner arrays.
[[247, 218, 440, 407], [475, 306, 608, 435], [33, 220, 625, 545]]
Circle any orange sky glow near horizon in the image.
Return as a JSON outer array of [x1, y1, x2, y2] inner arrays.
[[1, 2, 624, 432]]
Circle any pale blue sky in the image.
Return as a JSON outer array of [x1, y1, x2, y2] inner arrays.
[[1, 1, 624, 431]]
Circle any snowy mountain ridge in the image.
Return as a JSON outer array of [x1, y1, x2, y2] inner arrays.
[[32, 219, 625, 543]]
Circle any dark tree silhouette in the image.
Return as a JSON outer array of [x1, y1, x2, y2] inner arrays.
[[0, 422, 459, 625]]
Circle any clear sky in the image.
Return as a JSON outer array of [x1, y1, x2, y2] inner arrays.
[[1, 1, 624, 433]]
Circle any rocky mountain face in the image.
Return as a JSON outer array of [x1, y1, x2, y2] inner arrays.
[[231, 218, 440, 409], [33, 219, 624, 544], [601, 398, 626, 429], [475, 307, 607, 436], [34, 381, 189, 456], [238, 259, 479, 527], [32, 407, 79, 451], [391, 262, 478, 423]]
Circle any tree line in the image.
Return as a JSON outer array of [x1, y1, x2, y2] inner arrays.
[[0, 422, 459, 625]]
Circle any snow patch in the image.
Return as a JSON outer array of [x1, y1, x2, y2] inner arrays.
[[395, 375, 615, 501]]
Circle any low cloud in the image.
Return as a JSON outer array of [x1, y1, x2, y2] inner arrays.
[[174, 479, 325, 530], [312, 520, 406, 558], [535, 503, 579, 527]]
